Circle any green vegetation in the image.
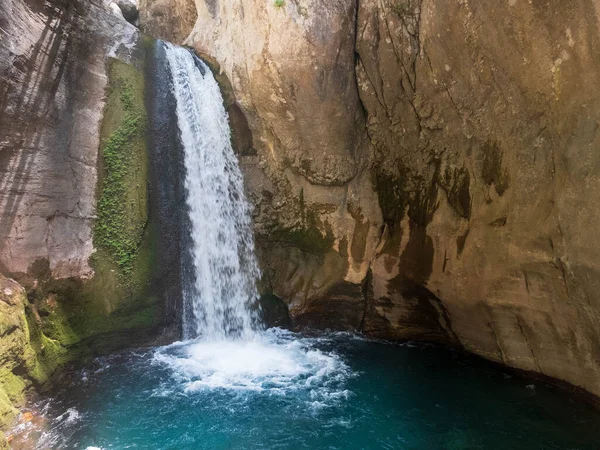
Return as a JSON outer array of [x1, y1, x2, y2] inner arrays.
[[0, 48, 162, 439], [392, 2, 408, 16], [71, 55, 158, 346], [44, 56, 159, 350], [95, 59, 148, 275], [274, 0, 285, 8]]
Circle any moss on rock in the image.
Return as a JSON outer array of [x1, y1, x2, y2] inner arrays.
[[268, 207, 335, 255], [1, 52, 163, 437], [95, 58, 149, 275]]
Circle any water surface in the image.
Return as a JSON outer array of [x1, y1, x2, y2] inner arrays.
[[22, 329, 600, 449]]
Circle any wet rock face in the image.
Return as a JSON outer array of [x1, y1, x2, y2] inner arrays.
[[0, 274, 67, 434]]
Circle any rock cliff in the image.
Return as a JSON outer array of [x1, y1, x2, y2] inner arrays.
[[0, 0, 179, 434], [146, 0, 600, 398], [138, 0, 196, 42], [357, 0, 600, 399]]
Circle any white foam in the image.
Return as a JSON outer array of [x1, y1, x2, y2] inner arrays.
[[56, 408, 81, 425], [154, 329, 352, 404]]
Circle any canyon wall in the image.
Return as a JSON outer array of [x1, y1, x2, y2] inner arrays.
[[162, 0, 600, 397], [357, 0, 600, 396], [0, 0, 178, 432]]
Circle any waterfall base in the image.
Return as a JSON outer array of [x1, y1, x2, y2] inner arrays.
[[10, 331, 600, 449]]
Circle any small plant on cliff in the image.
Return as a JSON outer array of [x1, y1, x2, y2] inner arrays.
[[274, 0, 285, 8], [392, 2, 407, 16]]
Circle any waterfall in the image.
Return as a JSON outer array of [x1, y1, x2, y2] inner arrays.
[[164, 43, 261, 341]]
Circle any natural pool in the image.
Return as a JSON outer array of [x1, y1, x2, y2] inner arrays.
[[15, 329, 600, 449]]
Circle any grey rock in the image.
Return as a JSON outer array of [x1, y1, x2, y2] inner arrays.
[[117, 0, 139, 23]]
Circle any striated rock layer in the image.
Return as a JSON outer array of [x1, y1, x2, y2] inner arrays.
[[0, 0, 181, 434], [149, 0, 600, 398]]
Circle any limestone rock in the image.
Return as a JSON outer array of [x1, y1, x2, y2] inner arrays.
[[179, 0, 384, 332], [138, 0, 196, 43], [0, 0, 171, 433], [0, 0, 136, 279], [356, 0, 600, 397]]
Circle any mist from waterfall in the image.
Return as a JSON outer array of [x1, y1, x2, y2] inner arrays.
[[164, 42, 261, 341]]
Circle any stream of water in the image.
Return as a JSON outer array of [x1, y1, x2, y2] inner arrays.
[[164, 43, 261, 341]]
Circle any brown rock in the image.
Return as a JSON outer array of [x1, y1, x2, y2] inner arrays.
[[357, 0, 600, 397], [177, 0, 384, 331], [148, 0, 600, 399], [138, 0, 197, 43]]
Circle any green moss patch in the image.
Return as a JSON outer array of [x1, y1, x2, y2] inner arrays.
[[95, 58, 148, 275], [269, 208, 334, 255]]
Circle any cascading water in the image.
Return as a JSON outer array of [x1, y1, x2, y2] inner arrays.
[[164, 43, 261, 341], [153, 42, 350, 395]]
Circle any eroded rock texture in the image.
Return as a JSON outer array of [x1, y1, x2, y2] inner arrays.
[[0, 0, 113, 278], [357, 0, 600, 398], [138, 0, 197, 43], [151, 0, 600, 397]]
